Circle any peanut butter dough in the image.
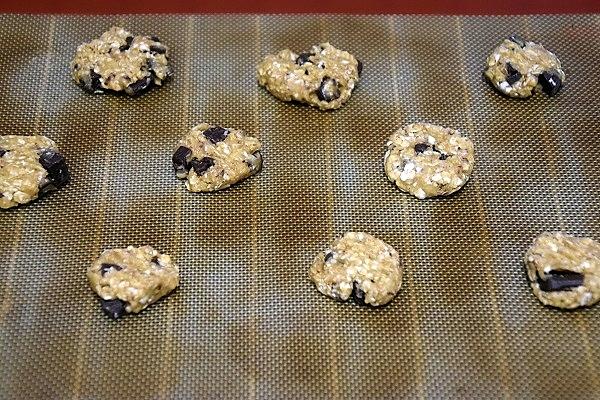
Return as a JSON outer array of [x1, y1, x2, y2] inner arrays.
[[309, 232, 402, 306], [384, 123, 475, 199], [257, 43, 361, 110], [173, 123, 262, 192], [72, 27, 172, 95], [87, 246, 179, 319]]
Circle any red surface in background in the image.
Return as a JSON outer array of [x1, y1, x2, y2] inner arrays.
[[0, 0, 599, 15]]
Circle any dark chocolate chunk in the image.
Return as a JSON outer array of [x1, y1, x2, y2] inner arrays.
[[126, 76, 153, 96], [508, 34, 526, 48], [414, 143, 430, 154], [100, 263, 123, 277], [538, 70, 562, 96], [39, 149, 70, 188], [149, 44, 166, 54], [0, 148, 6, 157], [316, 77, 341, 102], [101, 299, 127, 320], [357, 59, 363, 76], [173, 146, 192, 176], [190, 157, 215, 175], [352, 282, 367, 306], [150, 35, 160, 42], [296, 52, 313, 65], [119, 37, 132, 52], [203, 127, 229, 144], [324, 252, 333, 262], [430, 145, 449, 160], [537, 270, 584, 292], [89, 70, 102, 92], [505, 63, 522, 85], [39, 179, 54, 193]]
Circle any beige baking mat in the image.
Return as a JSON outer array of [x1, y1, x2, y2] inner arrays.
[[0, 14, 599, 399]]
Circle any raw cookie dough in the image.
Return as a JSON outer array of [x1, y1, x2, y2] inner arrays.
[[524, 232, 600, 309], [72, 26, 172, 96], [484, 34, 564, 98], [0, 135, 69, 209], [384, 123, 475, 199], [87, 246, 180, 319], [173, 123, 262, 192], [257, 42, 362, 110], [309, 232, 402, 306]]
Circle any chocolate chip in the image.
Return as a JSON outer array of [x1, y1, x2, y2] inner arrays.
[[414, 143, 429, 154], [150, 35, 160, 42], [505, 63, 522, 85], [39, 149, 70, 189], [88, 69, 102, 92], [100, 299, 127, 320], [296, 52, 313, 65], [429, 145, 449, 160], [125, 76, 153, 96], [537, 270, 584, 292], [508, 34, 526, 48], [203, 127, 229, 144], [119, 38, 132, 52], [0, 148, 6, 157], [357, 59, 363, 76], [316, 77, 341, 102], [190, 157, 215, 175], [100, 263, 123, 277], [150, 44, 166, 54], [324, 252, 333, 262], [173, 146, 192, 177], [151, 256, 161, 266], [352, 282, 367, 306], [538, 70, 562, 96]]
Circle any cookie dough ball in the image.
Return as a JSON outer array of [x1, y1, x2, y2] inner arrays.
[[0, 135, 70, 209], [87, 246, 179, 319], [484, 34, 564, 98], [384, 123, 475, 199], [72, 26, 172, 96], [257, 43, 362, 110], [524, 232, 600, 309], [173, 123, 262, 192], [309, 232, 402, 306]]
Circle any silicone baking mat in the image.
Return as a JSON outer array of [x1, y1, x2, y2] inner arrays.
[[0, 14, 599, 399]]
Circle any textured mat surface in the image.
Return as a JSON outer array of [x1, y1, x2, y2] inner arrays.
[[0, 14, 599, 399]]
